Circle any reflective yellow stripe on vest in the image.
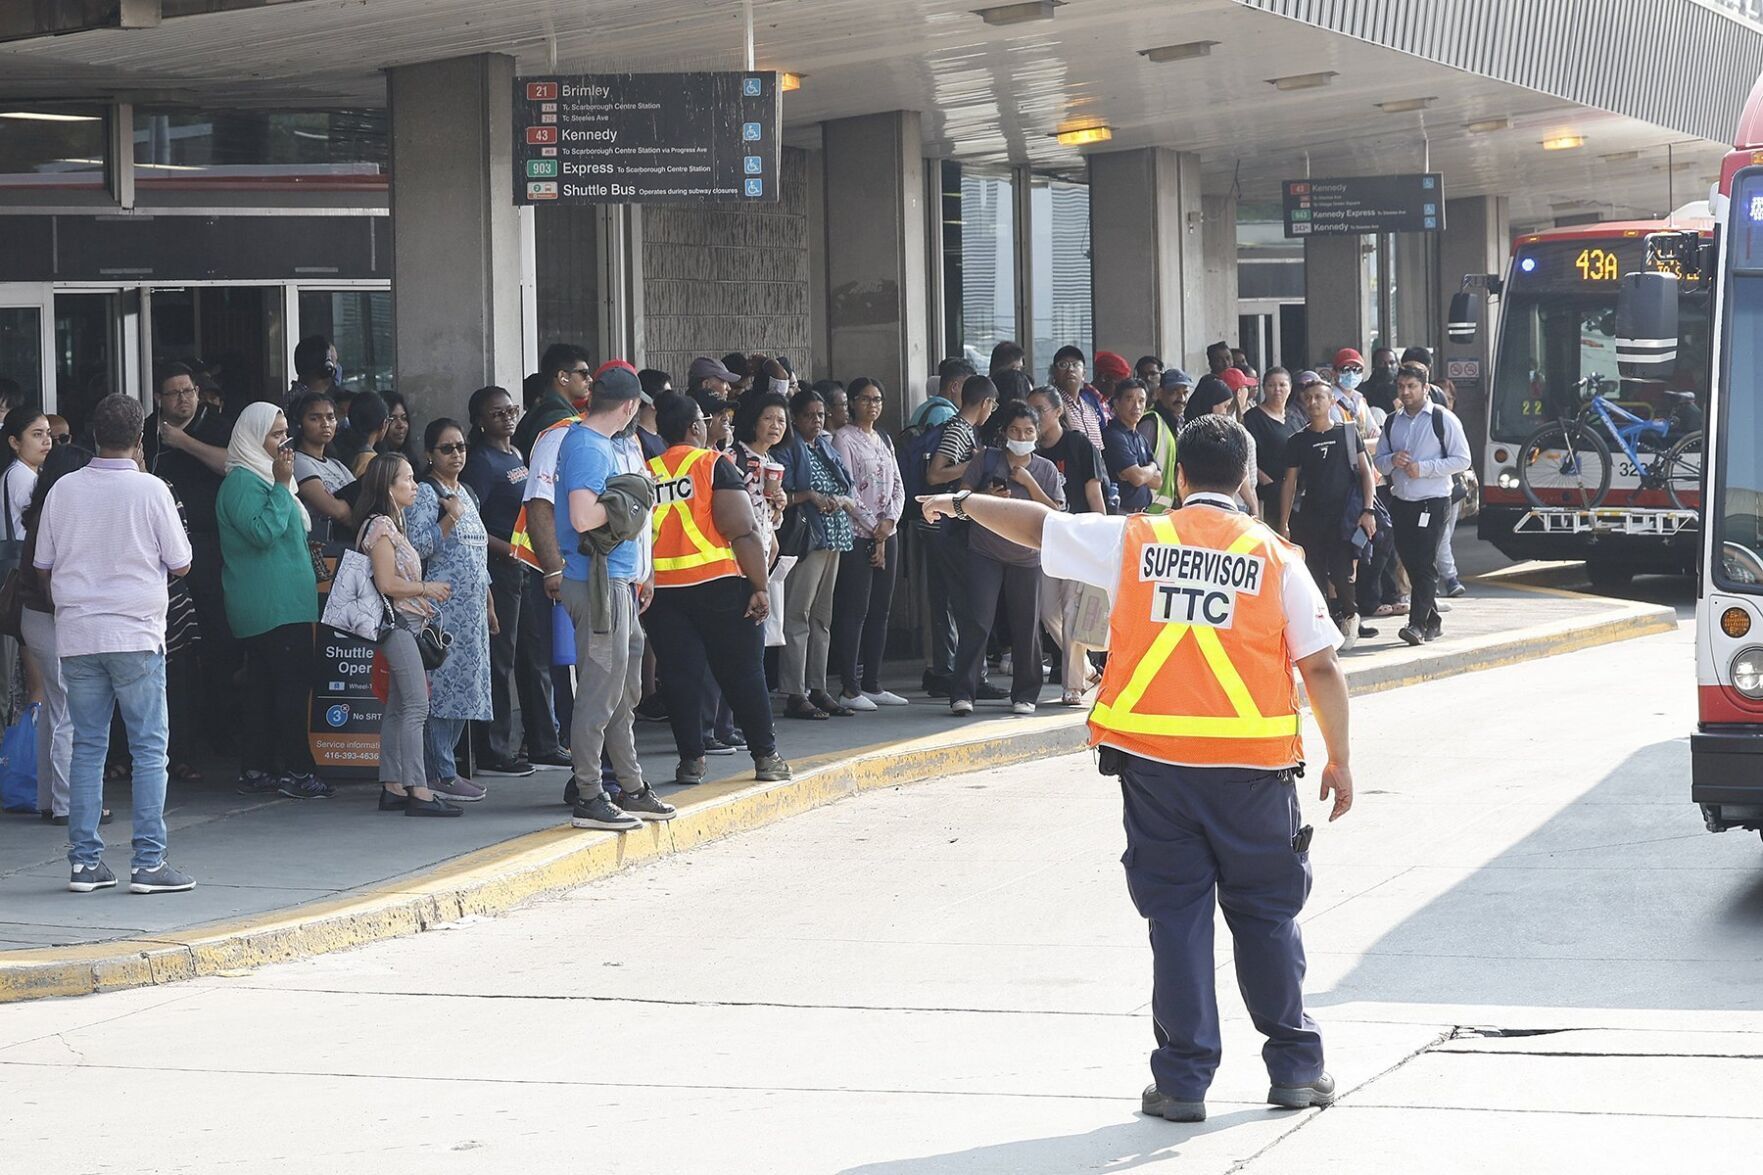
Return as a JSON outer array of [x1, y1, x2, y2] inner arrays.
[[649, 448, 736, 573], [1089, 515, 1302, 740]]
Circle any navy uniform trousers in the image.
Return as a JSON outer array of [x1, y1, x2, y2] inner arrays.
[[1119, 755, 1324, 1100]]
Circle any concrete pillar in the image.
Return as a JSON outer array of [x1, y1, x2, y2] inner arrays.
[[1304, 234, 1370, 368], [821, 112, 929, 430], [1436, 195, 1510, 452], [1391, 230, 1439, 354], [1088, 147, 1205, 371], [1201, 195, 1239, 367], [388, 54, 526, 423]]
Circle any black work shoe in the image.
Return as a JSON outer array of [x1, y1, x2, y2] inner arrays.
[[378, 788, 409, 812], [675, 757, 707, 785], [1423, 620, 1443, 642], [1142, 1084, 1206, 1123], [477, 757, 534, 778], [528, 749, 573, 769], [921, 671, 952, 698], [1268, 1072, 1336, 1109], [702, 738, 738, 757], [1398, 625, 1424, 647], [572, 794, 642, 831], [405, 793, 462, 818], [975, 681, 1009, 701]]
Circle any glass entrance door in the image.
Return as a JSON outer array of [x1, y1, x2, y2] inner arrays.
[[0, 284, 55, 410]]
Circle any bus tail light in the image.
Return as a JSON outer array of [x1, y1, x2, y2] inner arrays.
[[1493, 448, 1510, 463], [1721, 607, 1752, 638], [1730, 647, 1763, 699]]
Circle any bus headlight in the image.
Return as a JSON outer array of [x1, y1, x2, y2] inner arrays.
[[1497, 468, 1519, 490], [1731, 647, 1763, 699]]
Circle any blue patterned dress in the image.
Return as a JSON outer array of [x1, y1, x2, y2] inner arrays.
[[406, 482, 492, 721]]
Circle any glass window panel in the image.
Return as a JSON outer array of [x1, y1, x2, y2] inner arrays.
[[957, 170, 1015, 371], [134, 109, 387, 190], [1031, 177, 1091, 375], [298, 290, 394, 395], [0, 105, 107, 190], [0, 306, 44, 403]]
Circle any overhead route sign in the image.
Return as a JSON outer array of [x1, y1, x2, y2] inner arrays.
[[1283, 174, 1445, 237], [513, 72, 781, 204]]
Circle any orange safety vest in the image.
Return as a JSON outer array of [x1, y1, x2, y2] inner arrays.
[[1088, 507, 1305, 770], [648, 445, 740, 588], [509, 414, 583, 571]]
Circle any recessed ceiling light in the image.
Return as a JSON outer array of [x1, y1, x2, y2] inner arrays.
[[1542, 134, 1585, 151], [973, 1, 1060, 25], [1465, 117, 1509, 133], [780, 72, 805, 92], [1054, 124, 1113, 146], [1139, 41, 1218, 63], [1377, 97, 1436, 113], [0, 111, 101, 122], [1601, 150, 1639, 163], [1267, 71, 1336, 91]]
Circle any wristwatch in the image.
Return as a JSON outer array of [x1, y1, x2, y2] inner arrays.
[[952, 489, 975, 520]]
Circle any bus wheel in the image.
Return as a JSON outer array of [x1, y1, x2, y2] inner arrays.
[[1585, 561, 1634, 592]]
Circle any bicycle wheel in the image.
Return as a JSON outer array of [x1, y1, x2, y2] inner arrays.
[[1518, 422, 1612, 510], [1663, 431, 1703, 511]]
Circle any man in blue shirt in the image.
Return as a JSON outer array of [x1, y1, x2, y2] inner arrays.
[[1374, 364, 1473, 646], [555, 366, 674, 831]]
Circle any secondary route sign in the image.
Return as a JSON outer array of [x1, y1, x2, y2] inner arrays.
[[513, 71, 781, 205], [1283, 174, 1445, 237]]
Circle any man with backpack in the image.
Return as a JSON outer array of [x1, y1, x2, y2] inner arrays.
[[1375, 364, 1473, 646]]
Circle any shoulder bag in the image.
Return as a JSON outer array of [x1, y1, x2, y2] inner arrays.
[[320, 514, 394, 643]]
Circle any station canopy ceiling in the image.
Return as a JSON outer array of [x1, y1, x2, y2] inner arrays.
[[0, 0, 1756, 230]]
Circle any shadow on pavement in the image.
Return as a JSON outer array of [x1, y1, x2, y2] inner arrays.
[[833, 1109, 1284, 1175], [1309, 736, 1763, 1014]]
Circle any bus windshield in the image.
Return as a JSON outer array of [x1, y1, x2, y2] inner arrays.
[[1490, 293, 1711, 442], [1714, 273, 1763, 589]]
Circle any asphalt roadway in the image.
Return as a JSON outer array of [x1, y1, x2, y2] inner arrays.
[[7, 598, 1761, 1172]]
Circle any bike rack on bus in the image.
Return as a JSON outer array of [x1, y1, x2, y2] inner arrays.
[[1516, 507, 1699, 537]]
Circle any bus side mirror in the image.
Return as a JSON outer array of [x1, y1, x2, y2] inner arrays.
[[1447, 291, 1479, 343], [1615, 271, 1679, 380]]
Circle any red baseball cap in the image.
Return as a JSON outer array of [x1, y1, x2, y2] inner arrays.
[[1094, 351, 1132, 382], [1333, 347, 1365, 370], [1218, 367, 1255, 392], [594, 359, 638, 379]]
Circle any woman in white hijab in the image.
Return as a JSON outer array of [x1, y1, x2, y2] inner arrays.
[[215, 402, 332, 798]]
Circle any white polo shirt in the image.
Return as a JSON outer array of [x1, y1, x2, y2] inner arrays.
[[1039, 494, 1342, 662]]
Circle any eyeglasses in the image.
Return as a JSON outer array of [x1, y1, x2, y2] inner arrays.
[[52, 434, 70, 446], [1340, 365, 1365, 374], [854, 395, 883, 405], [434, 442, 469, 455], [1054, 359, 1084, 370]]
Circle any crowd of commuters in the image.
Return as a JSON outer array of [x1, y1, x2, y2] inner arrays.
[[1, 322, 1472, 892]]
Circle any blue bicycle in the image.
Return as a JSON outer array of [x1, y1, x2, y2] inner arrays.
[[1517, 374, 1703, 511]]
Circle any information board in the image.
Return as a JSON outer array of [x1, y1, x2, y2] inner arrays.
[[1283, 174, 1445, 237], [513, 71, 781, 204], [310, 551, 381, 777]]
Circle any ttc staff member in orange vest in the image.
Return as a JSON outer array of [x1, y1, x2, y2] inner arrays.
[[646, 391, 794, 789], [919, 413, 1354, 1124]]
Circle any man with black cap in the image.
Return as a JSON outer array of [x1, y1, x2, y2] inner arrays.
[[555, 364, 673, 831], [688, 355, 740, 404]]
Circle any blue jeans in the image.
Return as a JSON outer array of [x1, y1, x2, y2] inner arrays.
[[62, 649, 170, 871], [424, 715, 467, 784]]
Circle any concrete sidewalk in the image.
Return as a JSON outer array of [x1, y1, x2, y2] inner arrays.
[[0, 570, 1674, 1001]]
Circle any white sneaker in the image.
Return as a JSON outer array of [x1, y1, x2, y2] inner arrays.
[[1338, 618, 1358, 653], [863, 690, 910, 706], [840, 692, 878, 712], [1012, 701, 1036, 716], [1437, 600, 1454, 613], [950, 699, 974, 716]]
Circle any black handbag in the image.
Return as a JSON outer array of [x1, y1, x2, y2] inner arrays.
[[775, 503, 812, 558], [415, 613, 452, 670]]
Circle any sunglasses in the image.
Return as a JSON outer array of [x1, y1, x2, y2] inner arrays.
[[52, 434, 70, 446], [434, 442, 469, 455], [484, 406, 519, 419]]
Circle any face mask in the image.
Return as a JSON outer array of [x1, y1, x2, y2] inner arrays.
[[1337, 369, 1363, 390], [1005, 438, 1037, 456]]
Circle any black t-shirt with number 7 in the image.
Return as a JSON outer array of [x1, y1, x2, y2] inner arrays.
[[1283, 425, 1355, 521]]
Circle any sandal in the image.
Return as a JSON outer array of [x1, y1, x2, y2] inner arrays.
[[784, 696, 829, 720], [1372, 604, 1397, 618], [171, 763, 204, 783], [104, 762, 129, 783], [1061, 690, 1084, 707]]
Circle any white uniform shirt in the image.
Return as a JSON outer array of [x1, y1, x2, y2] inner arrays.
[[1039, 493, 1342, 662]]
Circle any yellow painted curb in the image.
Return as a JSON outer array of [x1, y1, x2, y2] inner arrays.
[[0, 597, 1677, 1004]]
